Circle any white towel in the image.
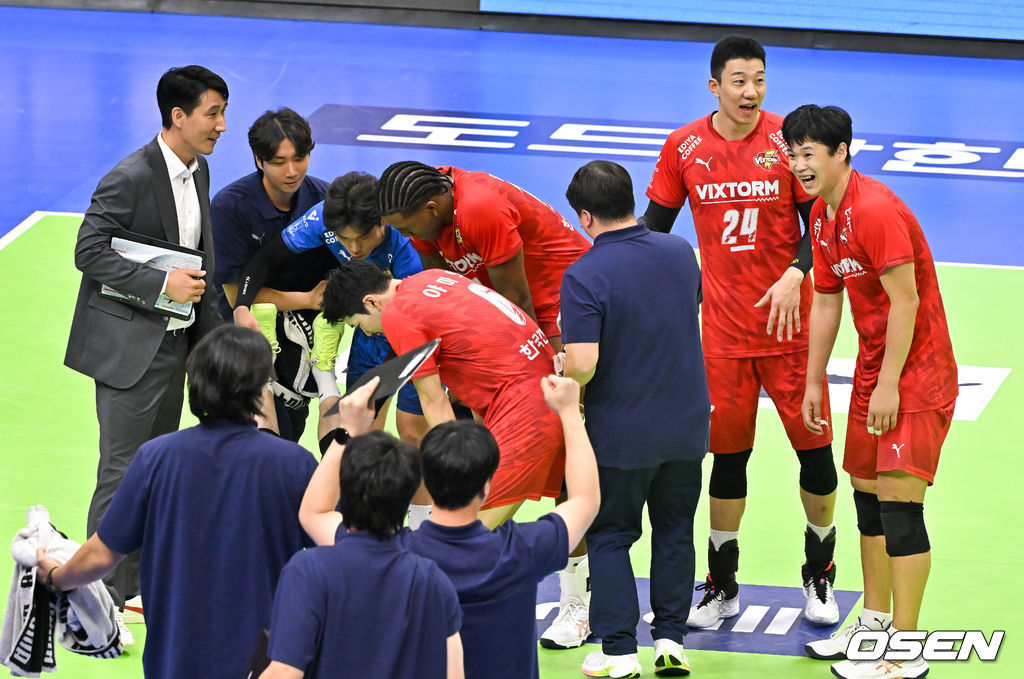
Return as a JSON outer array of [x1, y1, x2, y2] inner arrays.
[[1, 506, 122, 676]]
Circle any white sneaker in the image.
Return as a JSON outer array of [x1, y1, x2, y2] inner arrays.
[[830, 656, 929, 679], [122, 595, 144, 624], [115, 610, 135, 647], [686, 577, 740, 628], [653, 638, 691, 676], [803, 561, 840, 625], [582, 651, 642, 678], [806, 616, 888, 660], [539, 595, 590, 648]]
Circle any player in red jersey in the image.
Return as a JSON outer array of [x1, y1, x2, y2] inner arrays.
[[321, 260, 565, 528], [644, 36, 840, 628], [375, 161, 591, 351], [783, 105, 957, 679]]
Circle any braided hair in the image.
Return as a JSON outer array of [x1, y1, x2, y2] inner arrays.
[[377, 161, 453, 218]]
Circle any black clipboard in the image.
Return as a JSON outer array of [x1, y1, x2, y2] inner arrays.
[[99, 229, 206, 321], [350, 339, 441, 404]]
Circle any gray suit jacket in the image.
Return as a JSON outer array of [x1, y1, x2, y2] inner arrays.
[[65, 136, 221, 389]]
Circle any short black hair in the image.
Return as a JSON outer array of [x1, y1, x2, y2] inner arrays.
[[186, 325, 272, 424], [322, 260, 392, 324], [781, 105, 853, 165], [156, 65, 229, 129], [565, 160, 635, 222], [420, 421, 500, 510], [247, 108, 315, 172], [338, 431, 422, 539], [324, 172, 381, 235], [710, 36, 766, 82], [377, 161, 452, 217]]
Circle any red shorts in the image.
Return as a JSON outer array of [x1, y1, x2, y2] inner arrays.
[[706, 352, 833, 454], [844, 400, 955, 483], [482, 395, 565, 509]]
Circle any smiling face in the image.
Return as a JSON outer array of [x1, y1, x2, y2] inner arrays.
[[257, 138, 309, 201], [175, 89, 227, 159], [788, 138, 850, 204], [709, 58, 766, 139]]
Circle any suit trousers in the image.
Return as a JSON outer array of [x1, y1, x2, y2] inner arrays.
[[587, 459, 703, 655], [87, 330, 189, 608]]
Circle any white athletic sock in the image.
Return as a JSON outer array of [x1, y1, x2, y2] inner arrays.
[[710, 529, 739, 550], [807, 521, 835, 541], [861, 608, 892, 629], [313, 368, 341, 400], [406, 504, 432, 530]]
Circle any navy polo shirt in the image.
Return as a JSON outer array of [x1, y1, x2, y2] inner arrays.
[[560, 224, 710, 469], [211, 172, 334, 319], [98, 420, 317, 679], [269, 529, 461, 679], [402, 514, 569, 679]]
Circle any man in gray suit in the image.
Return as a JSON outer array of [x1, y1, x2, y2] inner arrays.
[[64, 65, 228, 640]]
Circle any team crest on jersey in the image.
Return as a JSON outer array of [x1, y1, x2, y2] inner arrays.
[[840, 206, 853, 244], [454, 225, 464, 246], [753, 149, 780, 171]]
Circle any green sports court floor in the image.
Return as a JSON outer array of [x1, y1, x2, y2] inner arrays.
[[1, 212, 1019, 677]]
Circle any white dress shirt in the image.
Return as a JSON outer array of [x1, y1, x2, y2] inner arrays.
[[157, 132, 201, 331]]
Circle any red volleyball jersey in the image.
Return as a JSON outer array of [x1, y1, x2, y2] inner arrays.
[[381, 269, 556, 419], [810, 170, 958, 413], [410, 167, 590, 323], [647, 111, 812, 357]]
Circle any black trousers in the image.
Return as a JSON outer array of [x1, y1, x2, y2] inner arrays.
[[587, 459, 703, 655]]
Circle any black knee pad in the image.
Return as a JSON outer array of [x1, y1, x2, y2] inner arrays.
[[796, 445, 838, 496], [853, 490, 884, 536], [879, 501, 930, 557], [709, 449, 752, 499]]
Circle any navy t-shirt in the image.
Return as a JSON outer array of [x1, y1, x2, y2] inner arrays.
[[211, 172, 334, 319], [98, 420, 317, 679], [269, 530, 461, 679], [560, 224, 710, 469], [403, 514, 569, 679]]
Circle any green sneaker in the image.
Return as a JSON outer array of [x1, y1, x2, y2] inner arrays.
[[310, 313, 344, 371], [251, 303, 280, 354]]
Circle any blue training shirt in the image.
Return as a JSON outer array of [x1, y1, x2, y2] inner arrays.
[[401, 514, 569, 679], [560, 224, 710, 469], [282, 201, 424, 364], [269, 530, 461, 679], [97, 420, 317, 679]]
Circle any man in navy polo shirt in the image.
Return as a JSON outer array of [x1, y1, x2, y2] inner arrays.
[[296, 374, 599, 679], [560, 161, 710, 678], [263, 430, 463, 679], [37, 325, 319, 679], [211, 107, 334, 441]]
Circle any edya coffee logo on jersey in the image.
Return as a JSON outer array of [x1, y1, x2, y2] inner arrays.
[[847, 630, 1005, 662]]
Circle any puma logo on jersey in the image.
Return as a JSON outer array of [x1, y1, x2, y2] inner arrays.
[[695, 157, 712, 171], [892, 443, 905, 458], [694, 180, 779, 201]]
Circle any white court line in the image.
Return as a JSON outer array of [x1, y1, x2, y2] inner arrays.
[[0, 210, 83, 252]]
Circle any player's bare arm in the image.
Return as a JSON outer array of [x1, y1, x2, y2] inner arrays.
[[418, 249, 447, 272], [447, 633, 465, 679], [803, 290, 843, 434], [754, 266, 804, 341], [543, 375, 600, 548], [259, 661, 304, 679], [298, 378, 380, 546], [36, 533, 124, 592], [413, 373, 457, 429], [869, 262, 919, 435], [486, 249, 537, 322], [563, 342, 599, 387]]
